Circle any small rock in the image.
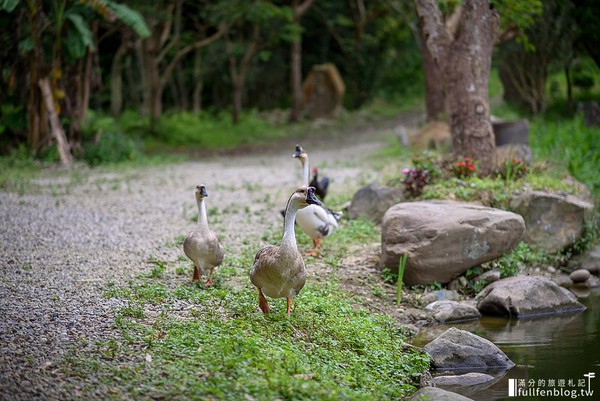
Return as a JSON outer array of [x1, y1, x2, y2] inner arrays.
[[348, 183, 404, 223], [547, 266, 556, 274], [433, 372, 496, 386], [421, 289, 462, 305], [423, 327, 515, 370], [475, 270, 501, 285], [570, 269, 591, 283], [408, 387, 474, 401], [425, 300, 481, 323]]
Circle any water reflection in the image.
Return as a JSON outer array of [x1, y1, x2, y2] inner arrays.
[[412, 288, 600, 401]]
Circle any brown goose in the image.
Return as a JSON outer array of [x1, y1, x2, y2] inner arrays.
[[183, 185, 224, 286], [250, 186, 321, 315]]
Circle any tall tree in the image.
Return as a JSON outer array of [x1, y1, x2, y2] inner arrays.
[[415, 0, 499, 175], [288, 0, 315, 122], [135, 0, 227, 125]]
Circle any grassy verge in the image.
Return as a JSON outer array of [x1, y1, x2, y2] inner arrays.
[[63, 220, 429, 400]]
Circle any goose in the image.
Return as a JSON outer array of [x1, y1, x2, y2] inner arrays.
[[309, 167, 329, 201], [183, 184, 224, 286], [250, 186, 321, 315], [293, 144, 341, 257]]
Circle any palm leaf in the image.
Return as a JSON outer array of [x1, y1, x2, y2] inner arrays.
[[0, 0, 19, 12], [105, 1, 150, 38]]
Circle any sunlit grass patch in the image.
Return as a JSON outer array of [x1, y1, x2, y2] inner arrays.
[[81, 269, 429, 400]]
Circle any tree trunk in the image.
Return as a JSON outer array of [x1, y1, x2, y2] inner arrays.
[[289, 39, 303, 122], [192, 48, 203, 113], [111, 34, 129, 116], [135, 38, 151, 116], [419, 17, 445, 121], [39, 78, 72, 167], [416, 0, 498, 175], [289, 0, 315, 122], [27, 0, 47, 154]]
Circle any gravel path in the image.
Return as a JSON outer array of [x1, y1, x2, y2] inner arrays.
[[0, 117, 420, 400]]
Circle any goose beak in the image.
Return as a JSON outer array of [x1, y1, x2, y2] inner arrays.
[[293, 144, 303, 158], [306, 187, 322, 206], [199, 185, 208, 197]]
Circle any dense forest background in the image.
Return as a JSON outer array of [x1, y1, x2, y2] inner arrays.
[[0, 0, 599, 166]]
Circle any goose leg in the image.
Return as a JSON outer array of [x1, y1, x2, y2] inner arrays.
[[192, 265, 201, 281], [286, 298, 293, 316], [258, 289, 271, 314], [204, 266, 215, 286], [305, 238, 321, 257]]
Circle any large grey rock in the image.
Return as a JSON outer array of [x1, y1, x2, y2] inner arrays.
[[423, 327, 515, 370], [381, 201, 525, 285], [425, 300, 481, 323], [509, 191, 594, 252], [408, 387, 474, 401], [348, 183, 404, 223], [477, 276, 586, 318]]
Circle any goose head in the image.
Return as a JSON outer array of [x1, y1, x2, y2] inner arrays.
[[293, 144, 308, 165], [290, 185, 322, 209], [194, 184, 209, 202]]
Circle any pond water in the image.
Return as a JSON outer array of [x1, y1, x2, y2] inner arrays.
[[411, 287, 600, 401]]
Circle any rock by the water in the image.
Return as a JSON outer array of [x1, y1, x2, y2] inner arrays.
[[509, 191, 594, 252], [423, 327, 515, 370], [348, 183, 404, 223], [421, 289, 462, 305], [381, 201, 525, 285], [570, 269, 591, 283], [569, 244, 600, 275], [433, 372, 496, 386], [408, 387, 474, 401], [477, 276, 586, 318], [425, 300, 481, 323]]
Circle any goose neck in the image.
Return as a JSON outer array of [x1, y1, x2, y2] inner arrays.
[[301, 157, 310, 186], [281, 202, 299, 250], [196, 199, 209, 230]]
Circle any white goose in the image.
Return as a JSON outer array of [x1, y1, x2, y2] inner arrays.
[[293, 145, 341, 257], [183, 185, 224, 286], [250, 186, 321, 315]]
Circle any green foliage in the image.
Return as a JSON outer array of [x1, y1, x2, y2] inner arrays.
[[150, 110, 286, 150], [82, 131, 141, 166], [529, 115, 600, 196], [491, 242, 553, 278], [104, 1, 150, 38]]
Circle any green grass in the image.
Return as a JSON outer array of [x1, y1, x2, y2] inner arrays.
[[66, 220, 429, 400], [66, 218, 424, 399]]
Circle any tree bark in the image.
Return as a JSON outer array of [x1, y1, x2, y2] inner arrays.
[[419, 17, 445, 121], [415, 0, 498, 175]]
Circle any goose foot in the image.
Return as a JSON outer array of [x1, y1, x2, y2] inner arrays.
[[286, 298, 293, 316], [204, 267, 215, 286], [304, 249, 319, 257], [258, 289, 271, 314]]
